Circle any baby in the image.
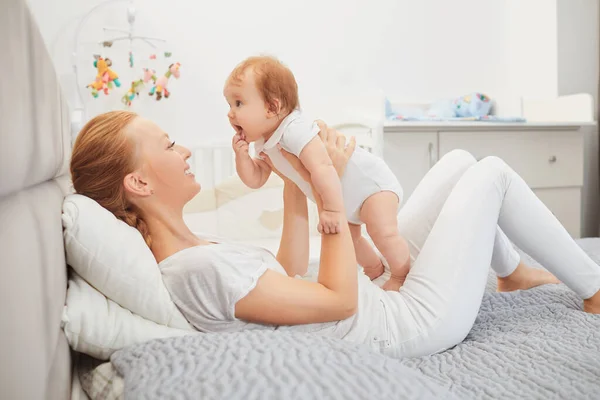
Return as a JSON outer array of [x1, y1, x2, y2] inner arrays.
[[223, 56, 411, 290]]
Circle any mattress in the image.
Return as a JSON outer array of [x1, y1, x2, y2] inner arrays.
[[80, 238, 600, 400]]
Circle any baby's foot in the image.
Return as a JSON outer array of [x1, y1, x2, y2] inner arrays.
[[583, 290, 600, 314], [381, 258, 410, 291], [497, 263, 560, 292], [382, 274, 406, 291], [362, 260, 384, 281]]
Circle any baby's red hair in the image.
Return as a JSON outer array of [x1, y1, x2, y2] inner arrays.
[[228, 55, 299, 115]]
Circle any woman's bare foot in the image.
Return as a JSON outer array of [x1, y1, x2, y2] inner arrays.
[[583, 290, 600, 314], [362, 261, 384, 281], [497, 262, 560, 293]]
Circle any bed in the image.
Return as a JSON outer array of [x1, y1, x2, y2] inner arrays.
[[1, 1, 599, 399], [1, 0, 73, 398]]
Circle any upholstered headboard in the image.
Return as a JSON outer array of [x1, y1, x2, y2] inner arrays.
[[0, 0, 73, 398]]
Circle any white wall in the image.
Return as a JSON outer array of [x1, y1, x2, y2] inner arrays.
[[557, 0, 600, 237], [505, 0, 559, 100], [557, 0, 599, 111], [29, 0, 515, 147], [26, 0, 600, 235]]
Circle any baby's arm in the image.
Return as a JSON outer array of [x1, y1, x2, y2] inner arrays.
[[298, 137, 344, 233], [236, 156, 271, 189], [232, 134, 271, 189]]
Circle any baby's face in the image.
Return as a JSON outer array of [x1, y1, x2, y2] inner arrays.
[[223, 70, 275, 143]]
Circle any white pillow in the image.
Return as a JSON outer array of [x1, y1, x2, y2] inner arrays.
[[62, 272, 193, 360], [62, 194, 192, 330]]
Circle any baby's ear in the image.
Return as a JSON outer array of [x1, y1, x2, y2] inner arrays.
[[266, 99, 282, 117]]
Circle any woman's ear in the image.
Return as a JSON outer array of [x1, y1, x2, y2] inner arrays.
[[123, 171, 153, 197], [266, 99, 282, 118]]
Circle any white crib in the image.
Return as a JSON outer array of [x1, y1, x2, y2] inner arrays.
[[182, 117, 383, 254], [186, 118, 384, 190]]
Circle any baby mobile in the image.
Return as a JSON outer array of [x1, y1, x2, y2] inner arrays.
[[87, 54, 121, 97], [117, 53, 181, 106], [82, 1, 182, 107]]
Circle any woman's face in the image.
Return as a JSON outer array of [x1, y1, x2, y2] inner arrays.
[[125, 117, 200, 207]]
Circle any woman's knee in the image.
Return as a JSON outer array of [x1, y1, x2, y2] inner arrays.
[[477, 156, 511, 174], [440, 149, 477, 166], [468, 156, 517, 190]]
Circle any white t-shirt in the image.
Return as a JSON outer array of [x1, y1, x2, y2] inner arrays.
[[254, 110, 403, 224], [159, 235, 386, 346]]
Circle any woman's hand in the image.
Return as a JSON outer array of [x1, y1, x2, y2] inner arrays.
[[315, 120, 356, 178], [260, 122, 356, 182], [260, 151, 309, 183]]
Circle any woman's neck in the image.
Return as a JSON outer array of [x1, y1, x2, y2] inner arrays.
[[142, 203, 208, 263]]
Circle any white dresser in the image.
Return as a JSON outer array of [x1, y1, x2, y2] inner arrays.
[[383, 121, 590, 238]]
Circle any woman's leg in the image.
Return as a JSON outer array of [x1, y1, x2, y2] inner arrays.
[[374, 149, 535, 287], [490, 220, 560, 291], [385, 157, 600, 358]]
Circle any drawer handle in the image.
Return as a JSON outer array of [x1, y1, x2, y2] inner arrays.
[[428, 142, 434, 167], [548, 155, 557, 163]]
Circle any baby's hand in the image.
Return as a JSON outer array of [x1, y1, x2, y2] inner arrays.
[[318, 210, 341, 235], [232, 133, 250, 158]]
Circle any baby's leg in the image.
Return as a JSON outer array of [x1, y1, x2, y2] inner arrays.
[[349, 223, 384, 280], [361, 192, 410, 291]]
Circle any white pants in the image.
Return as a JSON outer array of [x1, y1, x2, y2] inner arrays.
[[376, 150, 600, 359]]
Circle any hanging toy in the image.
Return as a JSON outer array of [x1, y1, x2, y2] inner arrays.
[[148, 62, 180, 101], [142, 67, 157, 84], [129, 51, 134, 68], [149, 54, 157, 60], [164, 51, 172, 58], [87, 55, 121, 97], [121, 67, 156, 106], [121, 79, 145, 107]]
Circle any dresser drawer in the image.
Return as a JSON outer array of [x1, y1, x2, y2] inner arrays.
[[533, 187, 582, 238], [439, 130, 584, 188], [383, 131, 438, 203]]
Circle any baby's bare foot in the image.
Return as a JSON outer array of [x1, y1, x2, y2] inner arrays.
[[363, 261, 384, 281], [583, 290, 600, 314], [382, 274, 406, 291], [497, 263, 560, 293]]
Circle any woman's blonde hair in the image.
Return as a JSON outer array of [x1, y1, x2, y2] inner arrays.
[[70, 110, 152, 247]]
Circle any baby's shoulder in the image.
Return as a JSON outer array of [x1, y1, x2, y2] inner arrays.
[[282, 111, 319, 138], [290, 110, 317, 126]]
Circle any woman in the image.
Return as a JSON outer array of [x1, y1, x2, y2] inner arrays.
[[70, 110, 600, 359]]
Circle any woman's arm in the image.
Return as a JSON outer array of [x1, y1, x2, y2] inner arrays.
[[235, 269, 357, 324], [236, 211, 358, 325], [236, 124, 359, 325], [259, 151, 310, 278], [277, 181, 310, 277]]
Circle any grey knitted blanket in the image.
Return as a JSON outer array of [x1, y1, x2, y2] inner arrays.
[[401, 284, 600, 399], [111, 239, 600, 399], [111, 331, 456, 400]]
